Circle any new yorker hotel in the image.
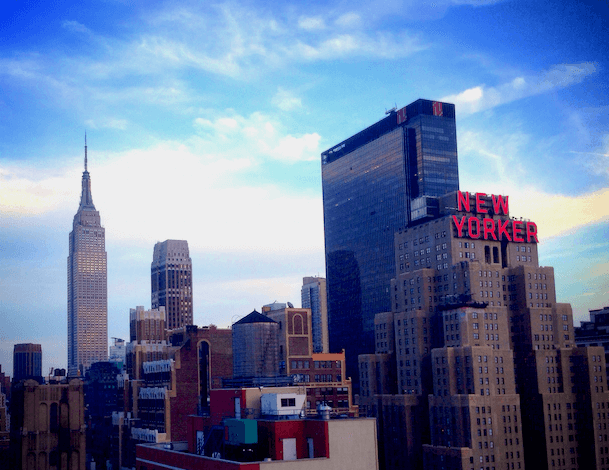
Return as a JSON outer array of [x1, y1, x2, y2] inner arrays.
[[322, 99, 459, 384], [360, 189, 609, 470]]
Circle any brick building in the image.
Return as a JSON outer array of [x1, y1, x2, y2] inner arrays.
[[360, 190, 609, 470], [135, 387, 378, 470], [233, 305, 357, 417], [113, 323, 233, 468]]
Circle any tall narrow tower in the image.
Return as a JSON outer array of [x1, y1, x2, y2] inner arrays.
[[67, 136, 108, 376], [151, 240, 193, 330]]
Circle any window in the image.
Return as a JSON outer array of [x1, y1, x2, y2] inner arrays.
[[281, 398, 296, 407]]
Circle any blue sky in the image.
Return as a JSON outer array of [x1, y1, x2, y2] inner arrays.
[[1, 0, 608, 375]]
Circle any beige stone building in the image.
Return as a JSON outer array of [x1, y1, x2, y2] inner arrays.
[[360, 190, 609, 470], [9, 379, 85, 470]]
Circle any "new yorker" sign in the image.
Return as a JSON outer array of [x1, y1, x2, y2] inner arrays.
[[451, 191, 538, 243]]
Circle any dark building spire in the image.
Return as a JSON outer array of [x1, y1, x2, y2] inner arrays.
[[79, 133, 95, 211]]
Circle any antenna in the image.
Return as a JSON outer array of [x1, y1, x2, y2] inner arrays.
[[84, 131, 88, 171]]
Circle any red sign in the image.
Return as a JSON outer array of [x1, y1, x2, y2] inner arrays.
[[433, 101, 443, 117], [451, 191, 538, 243], [397, 106, 407, 125]]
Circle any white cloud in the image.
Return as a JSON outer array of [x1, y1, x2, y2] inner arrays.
[[272, 88, 303, 111], [0, 166, 77, 218], [62, 20, 92, 34], [293, 31, 427, 60], [298, 16, 326, 30], [442, 63, 597, 115], [335, 12, 362, 28], [193, 111, 320, 163], [85, 117, 129, 130], [575, 134, 609, 178], [1, 110, 323, 254]]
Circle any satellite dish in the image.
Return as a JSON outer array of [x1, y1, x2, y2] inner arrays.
[[287, 302, 294, 308]]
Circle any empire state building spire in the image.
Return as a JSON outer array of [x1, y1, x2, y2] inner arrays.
[[79, 133, 96, 211], [68, 134, 107, 376]]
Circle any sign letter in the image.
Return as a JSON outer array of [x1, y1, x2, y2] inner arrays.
[[483, 218, 497, 240], [497, 219, 512, 242], [526, 222, 539, 243], [512, 220, 524, 242], [457, 191, 470, 212], [468, 217, 481, 239], [452, 215, 467, 237], [475, 193, 488, 214], [491, 194, 509, 215]]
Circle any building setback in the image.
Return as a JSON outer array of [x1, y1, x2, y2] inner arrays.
[[322, 99, 459, 386], [359, 190, 609, 470], [151, 240, 193, 330], [67, 137, 108, 376]]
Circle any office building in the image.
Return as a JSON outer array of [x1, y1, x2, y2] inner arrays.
[[575, 306, 609, 387], [12, 343, 42, 383], [67, 137, 108, 376], [263, 305, 356, 416], [322, 99, 459, 384], [301, 276, 329, 353], [151, 240, 193, 330], [109, 337, 126, 365], [9, 378, 86, 470], [359, 190, 609, 470]]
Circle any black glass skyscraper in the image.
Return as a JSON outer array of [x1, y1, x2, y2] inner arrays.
[[321, 99, 459, 387]]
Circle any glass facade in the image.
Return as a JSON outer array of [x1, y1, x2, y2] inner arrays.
[[321, 99, 459, 387]]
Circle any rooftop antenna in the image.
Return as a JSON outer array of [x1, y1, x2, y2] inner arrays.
[[385, 103, 397, 115], [84, 131, 88, 171]]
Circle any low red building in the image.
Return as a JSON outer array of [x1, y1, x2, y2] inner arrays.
[[136, 388, 378, 470]]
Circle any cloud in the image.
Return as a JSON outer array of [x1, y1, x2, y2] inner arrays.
[[1, 110, 323, 253], [458, 126, 609, 241], [0, 166, 77, 218], [442, 63, 597, 115], [193, 111, 320, 163], [272, 88, 303, 111], [293, 31, 427, 60], [576, 134, 609, 178], [509, 188, 609, 240], [298, 16, 326, 31], [62, 20, 92, 34], [335, 12, 362, 28], [85, 117, 129, 130]]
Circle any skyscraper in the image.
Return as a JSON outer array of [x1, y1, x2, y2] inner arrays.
[[322, 99, 459, 383], [301, 276, 329, 353], [12, 343, 42, 383], [151, 240, 193, 330], [67, 136, 108, 376]]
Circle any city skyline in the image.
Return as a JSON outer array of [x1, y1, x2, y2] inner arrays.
[[1, 0, 608, 374]]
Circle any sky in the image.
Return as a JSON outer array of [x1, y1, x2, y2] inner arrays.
[[1, 0, 608, 375]]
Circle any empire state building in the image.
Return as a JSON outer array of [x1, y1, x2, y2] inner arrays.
[[67, 137, 107, 376]]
